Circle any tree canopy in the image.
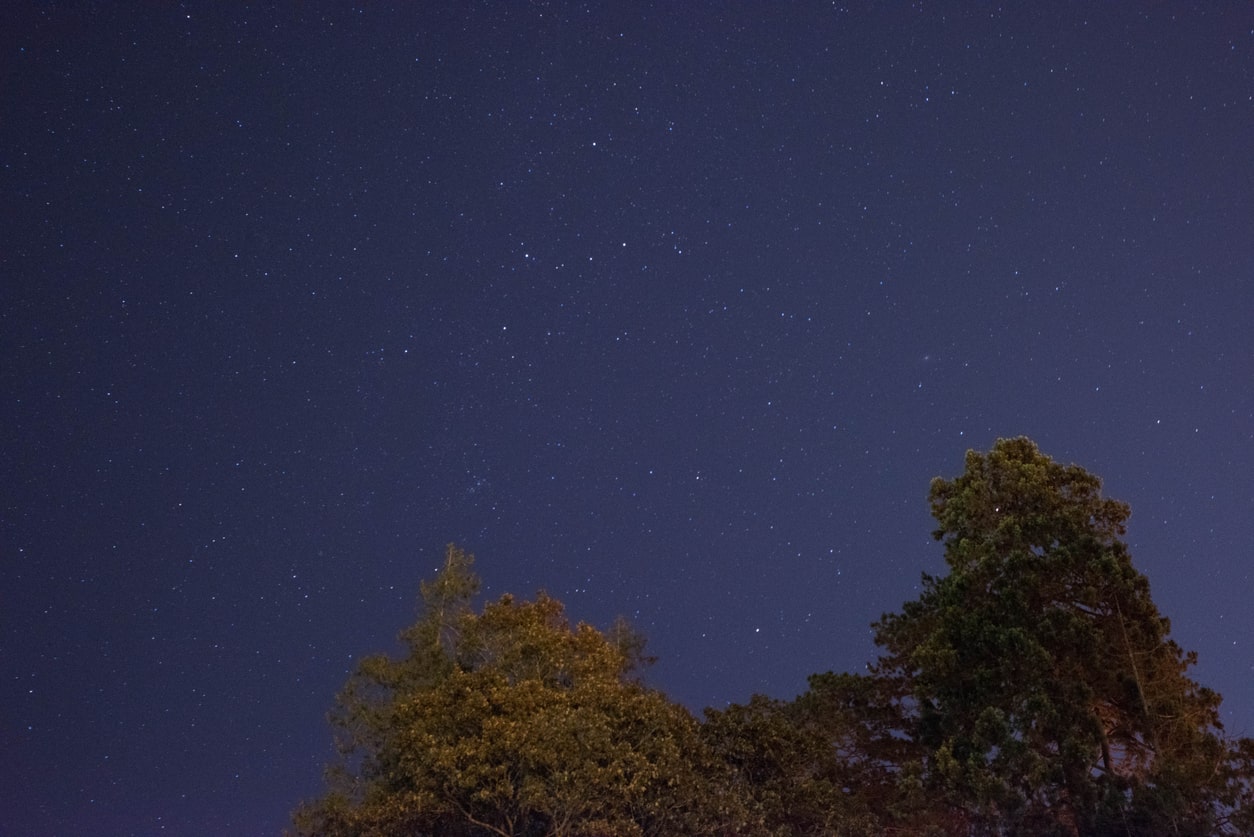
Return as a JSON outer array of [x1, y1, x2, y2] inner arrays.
[[870, 437, 1252, 835], [291, 545, 751, 837], [293, 440, 1252, 836]]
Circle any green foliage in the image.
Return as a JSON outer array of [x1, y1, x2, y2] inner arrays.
[[703, 672, 923, 836], [872, 437, 1250, 835], [294, 443, 1254, 836], [291, 545, 750, 837]]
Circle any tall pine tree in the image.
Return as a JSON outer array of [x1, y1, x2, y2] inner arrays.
[[872, 438, 1251, 835]]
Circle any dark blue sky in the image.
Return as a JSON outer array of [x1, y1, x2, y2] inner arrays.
[[4, 4, 1252, 834]]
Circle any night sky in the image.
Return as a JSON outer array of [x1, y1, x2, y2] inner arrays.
[[4, 4, 1252, 834]]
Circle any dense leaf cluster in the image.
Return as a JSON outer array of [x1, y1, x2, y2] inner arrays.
[[292, 439, 1253, 836]]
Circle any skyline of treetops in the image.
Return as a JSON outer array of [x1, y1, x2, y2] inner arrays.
[[291, 438, 1254, 837]]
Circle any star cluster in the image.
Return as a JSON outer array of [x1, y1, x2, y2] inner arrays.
[[4, 5, 1252, 834]]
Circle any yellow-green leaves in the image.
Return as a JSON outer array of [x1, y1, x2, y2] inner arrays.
[[292, 545, 749, 837]]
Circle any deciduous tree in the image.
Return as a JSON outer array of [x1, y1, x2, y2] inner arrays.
[[291, 545, 750, 837], [703, 672, 919, 837]]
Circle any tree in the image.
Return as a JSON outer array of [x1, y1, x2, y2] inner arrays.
[[291, 545, 752, 837], [703, 673, 921, 837], [293, 446, 1254, 836], [871, 437, 1252, 835]]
